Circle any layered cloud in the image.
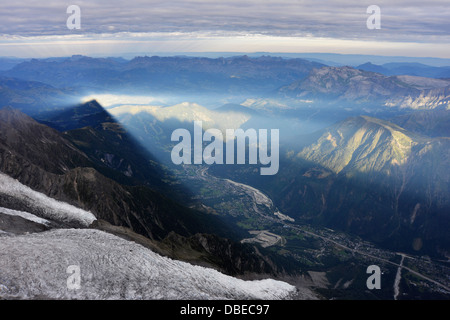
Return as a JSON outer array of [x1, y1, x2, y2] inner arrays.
[[0, 1, 449, 57]]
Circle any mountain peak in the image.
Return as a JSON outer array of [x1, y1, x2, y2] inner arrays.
[[307, 65, 383, 81], [38, 99, 112, 132], [297, 116, 418, 174], [79, 99, 104, 111]]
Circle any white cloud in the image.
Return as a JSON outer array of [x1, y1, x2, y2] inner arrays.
[[82, 94, 161, 107], [108, 101, 251, 139], [2, 31, 449, 59]]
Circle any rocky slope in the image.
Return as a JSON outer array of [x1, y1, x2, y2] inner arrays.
[[296, 116, 423, 174], [391, 107, 450, 137], [278, 66, 415, 101]]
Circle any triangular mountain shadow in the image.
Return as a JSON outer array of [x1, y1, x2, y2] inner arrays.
[[0, 105, 237, 239], [36, 100, 193, 203], [37, 99, 110, 132]]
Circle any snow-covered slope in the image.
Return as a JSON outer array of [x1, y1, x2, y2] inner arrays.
[[0, 228, 297, 300], [0, 207, 50, 226], [0, 172, 96, 227]]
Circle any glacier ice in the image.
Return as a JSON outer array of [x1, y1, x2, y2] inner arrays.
[[0, 228, 297, 300]]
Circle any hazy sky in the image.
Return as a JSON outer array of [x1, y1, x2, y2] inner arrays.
[[0, 0, 449, 58]]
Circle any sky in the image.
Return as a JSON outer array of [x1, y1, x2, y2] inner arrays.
[[0, 0, 449, 59]]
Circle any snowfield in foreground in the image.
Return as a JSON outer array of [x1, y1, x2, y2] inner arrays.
[[0, 228, 297, 300], [0, 173, 96, 227]]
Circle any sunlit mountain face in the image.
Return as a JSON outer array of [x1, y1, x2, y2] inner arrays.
[[0, 52, 449, 301]]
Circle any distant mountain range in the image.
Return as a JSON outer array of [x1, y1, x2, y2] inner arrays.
[[0, 55, 324, 97], [0, 76, 80, 115], [357, 62, 450, 79], [0, 57, 29, 71], [1, 55, 450, 118], [278, 66, 450, 110]]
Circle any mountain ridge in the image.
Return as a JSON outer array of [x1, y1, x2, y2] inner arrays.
[[2, 55, 325, 95], [278, 65, 450, 110], [296, 115, 426, 174]]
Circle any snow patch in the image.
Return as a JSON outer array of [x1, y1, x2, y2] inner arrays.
[[0, 206, 50, 226], [0, 172, 96, 227]]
